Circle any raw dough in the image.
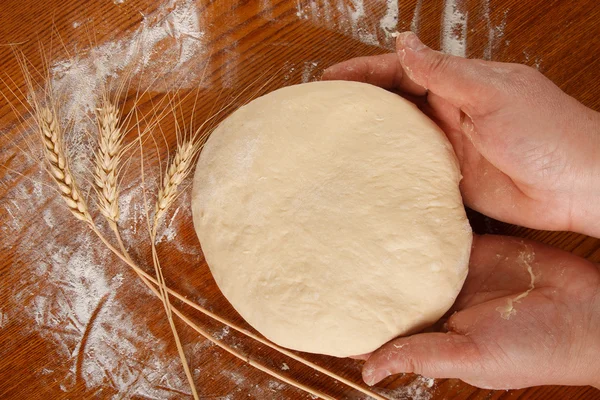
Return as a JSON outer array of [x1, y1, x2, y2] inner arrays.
[[192, 80, 472, 357]]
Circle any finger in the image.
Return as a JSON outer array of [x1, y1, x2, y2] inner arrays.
[[395, 31, 506, 115], [321, 53, 427, 96], [362, 333, 478, 386]]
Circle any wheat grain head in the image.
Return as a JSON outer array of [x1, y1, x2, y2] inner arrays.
[[154, 138, 199, 226], [94, 98, 125, 224], [37, 106, 92, 223]]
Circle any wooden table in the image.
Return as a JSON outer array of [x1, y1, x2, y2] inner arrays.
[[1, 0, 599, 399]]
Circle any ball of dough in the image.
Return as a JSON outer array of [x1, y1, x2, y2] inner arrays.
[[192, 80, 472, 357]]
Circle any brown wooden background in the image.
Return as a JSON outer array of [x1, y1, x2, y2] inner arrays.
[[1, 0, 599, 399]]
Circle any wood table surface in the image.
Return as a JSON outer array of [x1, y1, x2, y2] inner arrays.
[[1, 0, 599, 399]]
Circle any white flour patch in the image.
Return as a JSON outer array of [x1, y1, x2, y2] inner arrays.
[[380, 0, 399, 45], [410, 0, 423, 34], [213, 325, 230, 340], [42, 206, 57, 229], [375, 375, 435, 400], [0, 310, 7, 328], [296, 0, 309, 19], [441, 0, 468, 57], [347, 0, 379, 46], [482, 2, 509, 60], [294, 0, 382, 47], [523, 49, 543, 71], [496, 246, 536, 319], [227, 370, 246, 386], [51, 0, 206, 130], [267, 380, 287, 391], [260, 0, 273, 18], [222, 45, 240, 89], [2, 174, 189, 398], [156, 206, 181, 243], [301, 61, 319, 83]]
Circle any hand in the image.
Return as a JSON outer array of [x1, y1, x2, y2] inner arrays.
[[361, 234, 600, 389], [322, 32, 600, 238]]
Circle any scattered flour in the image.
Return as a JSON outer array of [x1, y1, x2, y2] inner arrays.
[[482, 2, 509, 60], [410, 0, 423, 34], [227, 371, 246, 386], [268, 380, 287, 391], [380, 0, 399, 36], [213, 325, 231, 341], [0, 173, 191, 398], [375, 375, 435, 400], [296, 0, 309, 19], [523, 50, 543, 71], [441, 0, 468, 57], [156, 206, 181, 244], [51, 0, 206, 130], [222, 45, 240, 89], [496, 246, 536, 320], [301, 61, 320, 83]]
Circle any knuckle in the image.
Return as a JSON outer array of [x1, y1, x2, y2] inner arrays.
[[427, 53, 453, 78], [402, 353, 420, 374], [503, 63, 546, 95]]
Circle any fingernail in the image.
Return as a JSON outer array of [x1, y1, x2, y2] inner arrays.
[[364, 368, 391, 386], [400, 31, 426, 52]]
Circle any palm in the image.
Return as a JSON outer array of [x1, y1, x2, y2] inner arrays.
[[445, 235, 598, 388], [363, 235, 600, 389]]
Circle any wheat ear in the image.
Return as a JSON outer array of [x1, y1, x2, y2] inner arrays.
[[94, 99, 124, 224], [154, 139, 198, 225], [37, 106, 92, 224]]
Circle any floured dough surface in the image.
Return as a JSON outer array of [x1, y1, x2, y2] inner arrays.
[[192, 80, 472, 357]]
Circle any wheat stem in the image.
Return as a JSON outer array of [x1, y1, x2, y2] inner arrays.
[[150, 137, 202, 399]]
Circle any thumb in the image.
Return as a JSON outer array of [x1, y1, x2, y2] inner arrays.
[[362, 333, 478, 386], [395, 31, 503, 114]]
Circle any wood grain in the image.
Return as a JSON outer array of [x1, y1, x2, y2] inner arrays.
[[1, 0, 599, 399]]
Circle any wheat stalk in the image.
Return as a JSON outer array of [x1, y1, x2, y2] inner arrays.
[[93, 95, 201, 399], [37, 106, 92, 224], [149, 132, 202, 399]]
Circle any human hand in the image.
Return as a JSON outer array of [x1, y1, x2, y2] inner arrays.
[[360, 234, 600, 389], [322, 32, 600, 238]]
